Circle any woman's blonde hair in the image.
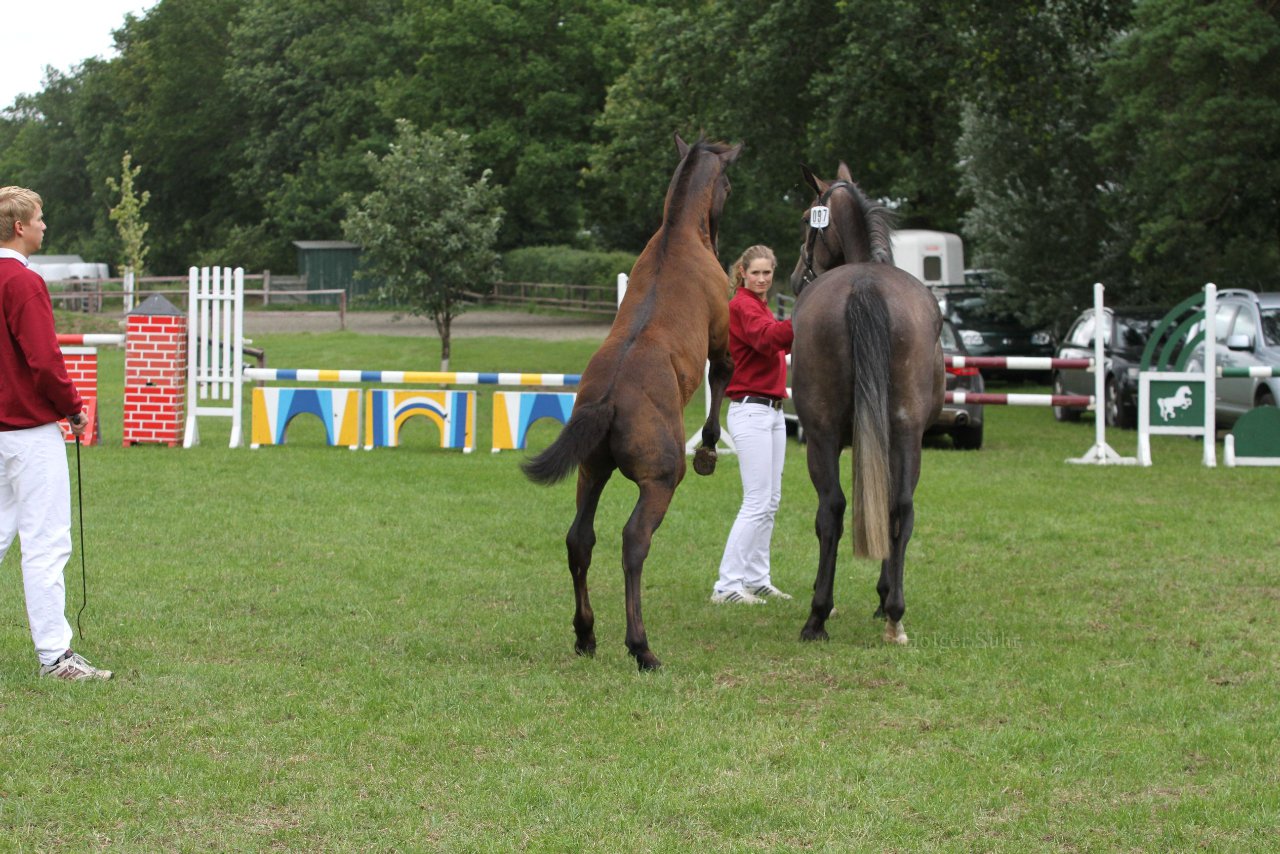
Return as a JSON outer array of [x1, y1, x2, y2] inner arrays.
[[729, 244, 777, 291], [0, 186, 42, 242]]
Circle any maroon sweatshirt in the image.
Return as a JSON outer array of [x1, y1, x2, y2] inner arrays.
[[726, 286, 794, 400], [0, 257, 83, 430]]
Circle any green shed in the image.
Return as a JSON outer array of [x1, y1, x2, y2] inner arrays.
[[293, 240, 378, 301]]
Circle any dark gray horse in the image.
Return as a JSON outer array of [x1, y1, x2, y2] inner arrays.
[[788, 163, 944, 645]]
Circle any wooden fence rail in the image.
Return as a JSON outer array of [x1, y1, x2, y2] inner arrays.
[[464, 280, 618, 316]]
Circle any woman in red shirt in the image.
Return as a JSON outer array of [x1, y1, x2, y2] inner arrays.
[[711, 245, 795, 605]]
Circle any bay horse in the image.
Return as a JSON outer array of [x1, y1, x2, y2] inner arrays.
[[522, 134, 742, 671], [788, 163, 944, 645]]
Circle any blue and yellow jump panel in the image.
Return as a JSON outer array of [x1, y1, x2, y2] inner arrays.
[[250, 387, 361, 449], [364, 389, 475, 452], [492, 391, 576, 452]]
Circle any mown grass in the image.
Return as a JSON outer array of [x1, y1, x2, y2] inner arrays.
[[2, 322, 1277, 851]]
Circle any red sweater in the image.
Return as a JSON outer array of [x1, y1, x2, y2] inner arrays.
[[726, 287, 794, 400], [0, 257, 83, 430]]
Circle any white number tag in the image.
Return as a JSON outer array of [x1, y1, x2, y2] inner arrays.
[[809, 206, 830, 228]]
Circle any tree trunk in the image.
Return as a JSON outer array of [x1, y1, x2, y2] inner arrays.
[[435, 313, 452, 371]]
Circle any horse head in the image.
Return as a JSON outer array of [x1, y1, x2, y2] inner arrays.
[[790, 162, 894, 295], [671, 133, 742, 254]]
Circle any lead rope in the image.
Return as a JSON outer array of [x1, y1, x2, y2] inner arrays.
[[74, 433, 87, 639]]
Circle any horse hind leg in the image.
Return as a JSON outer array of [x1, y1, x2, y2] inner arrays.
[[620, 479, 676, 671], [801, 432, 845, 642], [567, 466, 613, 657], [877, 442, 923, 646]]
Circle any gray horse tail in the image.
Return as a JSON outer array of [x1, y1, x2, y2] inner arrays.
[[847, 285, 892, 559], [521, 400, 614, 485]]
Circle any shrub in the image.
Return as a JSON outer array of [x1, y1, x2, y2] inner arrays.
[[500, 245, 636, 286]]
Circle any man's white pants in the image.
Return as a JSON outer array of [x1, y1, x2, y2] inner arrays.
[[0, 423, 74, 665], [713, 401, 786, 594]]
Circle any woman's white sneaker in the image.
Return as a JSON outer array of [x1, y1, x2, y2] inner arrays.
[[710, 589, 766, 605], [748, 583, 792, 600]]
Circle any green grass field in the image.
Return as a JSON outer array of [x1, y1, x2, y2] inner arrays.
[[2, 318, 1277, 850]]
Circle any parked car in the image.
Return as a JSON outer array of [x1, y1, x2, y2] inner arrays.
[[936, 289, 1054, 379], [783, 319, 985, 450], [928, 319, 985, 450], [1185, 289, 1280, 427], [1053, 305, 1167, 429]]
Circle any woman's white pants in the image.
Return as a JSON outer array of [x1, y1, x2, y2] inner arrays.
[[0, 423, 74, 665], [713, 401, 786, 594]]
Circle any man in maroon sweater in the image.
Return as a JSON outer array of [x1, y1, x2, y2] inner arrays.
[[0, 186, 111, 680]]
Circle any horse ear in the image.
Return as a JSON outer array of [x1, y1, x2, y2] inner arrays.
[[722, 142, 743, 164], [800, 164, 827, 195], [836, 161, 854, 183], [674, 132, 690, 159]]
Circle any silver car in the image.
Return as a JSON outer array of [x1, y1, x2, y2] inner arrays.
[[1187, 289, 1280, 426]]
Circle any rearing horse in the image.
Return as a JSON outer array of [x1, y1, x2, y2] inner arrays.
[[522, 134, 742, 671], [788, 163, 944, 645]]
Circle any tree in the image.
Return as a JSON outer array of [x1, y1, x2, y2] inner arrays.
[[227, 0, 410, 271], [955, 1, 1133, 330], [105, 151, 151, 277], [343, 120, 504, 369], [388, 0, 633, 250], [102, 0, 252, 271], [1094, 0, 1280, 303]]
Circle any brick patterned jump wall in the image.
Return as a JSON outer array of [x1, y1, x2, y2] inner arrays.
[[59, 347, 101, 445], [123, 298, 188, 447]]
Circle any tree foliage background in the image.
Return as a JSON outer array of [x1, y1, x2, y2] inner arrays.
[[343, 120, 503, 369], [2, 0, 1276, 330]]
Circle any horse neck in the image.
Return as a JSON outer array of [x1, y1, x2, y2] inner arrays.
[[660, 158, 719, 251], [833, 200, 875, 265]]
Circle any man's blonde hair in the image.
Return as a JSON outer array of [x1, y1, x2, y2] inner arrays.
[[0, 186, 42, 242]]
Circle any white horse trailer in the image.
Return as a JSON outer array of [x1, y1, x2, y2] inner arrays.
[[890, 229, 964, 288]]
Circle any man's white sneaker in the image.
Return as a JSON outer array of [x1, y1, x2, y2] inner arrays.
[[748, 583, 793, 600], [710, 589, 766, 605], [39, 650, 113, 681]]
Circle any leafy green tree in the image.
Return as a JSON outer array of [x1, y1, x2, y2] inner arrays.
[[0, 66, 119, 260], [227, 0, 410, 271], [805, 0, 968, 233], [956, 1, 1132, 329], [1094, 0, 1280, 303], [105, 151, 151, 277], [388, 0, 632, 250], [102, 0, 251, 271], [343, 120, 504, 369]]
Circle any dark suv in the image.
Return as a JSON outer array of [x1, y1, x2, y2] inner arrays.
[[1053, 306, 1166, 429], [937, 290, 1054, 379]]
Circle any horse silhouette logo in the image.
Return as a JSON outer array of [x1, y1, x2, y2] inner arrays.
[[1157, 385, 1194, 421]]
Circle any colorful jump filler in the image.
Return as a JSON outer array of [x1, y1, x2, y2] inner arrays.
[[250, 387, 361, 449], [491, 391, 576, 452], [364, 389, 475, 452]]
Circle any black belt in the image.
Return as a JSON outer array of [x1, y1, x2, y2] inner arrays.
[[737, 395, 784, 410]]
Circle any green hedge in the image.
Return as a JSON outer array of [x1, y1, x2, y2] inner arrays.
[[500, 245, 636, 286]]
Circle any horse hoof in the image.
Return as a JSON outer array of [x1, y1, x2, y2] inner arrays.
[[800, 626, 829, 643], [692, 446, 717, 476], [883, 621, 909, 645], [575, 641, 596, 658], [635, 651, 663, 671], [872, 605, 886, 620]]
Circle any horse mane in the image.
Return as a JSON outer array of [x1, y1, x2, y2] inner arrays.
[[663, 137, 733, 225], [843, 182, 896, 265], [658, 136, 735, 256]]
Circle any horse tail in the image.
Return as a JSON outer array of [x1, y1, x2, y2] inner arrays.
[[520, 400, 614, 485], [847, 284, 892, 560]]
